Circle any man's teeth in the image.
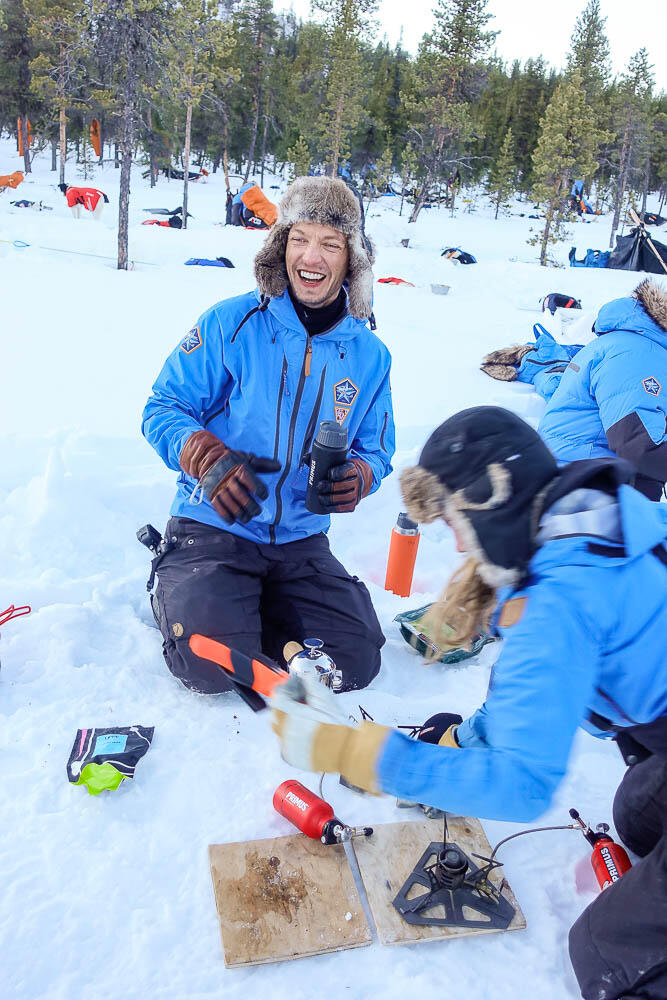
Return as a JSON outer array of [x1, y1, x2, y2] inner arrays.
[[299, 270, 325, 280]]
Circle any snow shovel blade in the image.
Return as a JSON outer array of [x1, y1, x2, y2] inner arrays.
[[189, 634, 289, 698]]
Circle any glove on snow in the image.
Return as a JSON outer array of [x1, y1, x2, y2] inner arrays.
[[271, 673, 390, 793], [316, 457, 373, 512], [180, 429, 280, 525], [417, 712, 463, 748], [479, 343, 535, 382]]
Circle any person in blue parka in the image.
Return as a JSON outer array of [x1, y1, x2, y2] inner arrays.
[[271, 406, 667, 1000], [142, 176, 395, 708], [481, 281, 667, 501]]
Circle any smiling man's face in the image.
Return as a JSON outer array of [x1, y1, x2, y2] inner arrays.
[[285, 222, 349, 308]]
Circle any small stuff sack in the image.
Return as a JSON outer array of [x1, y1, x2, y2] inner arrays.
[[67, 726, 155, 795]]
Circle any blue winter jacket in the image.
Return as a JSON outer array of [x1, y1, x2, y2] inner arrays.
[[539, 295, 667, 498], [142, 289, 395, 544], [376, 484, 667, 822]]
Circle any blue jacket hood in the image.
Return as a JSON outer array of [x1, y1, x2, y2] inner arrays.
[[596, 296, 665, 347]]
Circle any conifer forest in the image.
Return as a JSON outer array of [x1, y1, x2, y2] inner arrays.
[[0, 0, 665, 267]]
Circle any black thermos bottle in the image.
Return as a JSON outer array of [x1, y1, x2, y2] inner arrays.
[[305, 420, 348, 514]]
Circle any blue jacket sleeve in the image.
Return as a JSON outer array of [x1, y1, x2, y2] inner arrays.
[[590, 346, 667, 485], [141, 309, 232, 472], [349, 360, 395, 493], [375, 580, 600, 821]]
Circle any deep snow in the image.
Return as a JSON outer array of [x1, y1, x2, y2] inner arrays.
[[1, 139, 660, 1000]]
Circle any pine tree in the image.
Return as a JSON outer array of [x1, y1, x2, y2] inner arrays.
[[398, 142, 417, 216], [608, 49, 654, 248], [402, 0, 497, 223], [286, 134, 310, 180], [488, 126, 515, 219], [86, 0, 173, 269], [165, 0, 234, 229], [0, 0, 35, 172], [366, 137, 392, 212], [529, 72, 608, 266], [313, 0, 377, 177], [566, 0, 610, 106], [24, 0, 82, 184]]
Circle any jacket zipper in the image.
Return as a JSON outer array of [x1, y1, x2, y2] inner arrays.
[[380, 411, 388, 451], [271, 336, 312, 542], [269, 355, 288, 544], [300, 365, 328, 465]]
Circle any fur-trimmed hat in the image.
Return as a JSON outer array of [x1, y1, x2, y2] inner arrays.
[[400, 407, 558, 586], [254, 176, 375, 320]]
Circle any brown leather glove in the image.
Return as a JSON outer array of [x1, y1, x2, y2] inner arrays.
[[180, 429, 280, 525], [316, 457, 373, 513]]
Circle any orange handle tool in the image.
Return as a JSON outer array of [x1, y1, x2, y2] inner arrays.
[[188, 634, 290, 698]]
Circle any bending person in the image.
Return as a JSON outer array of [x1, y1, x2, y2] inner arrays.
[[272, 405, 667, 1000]]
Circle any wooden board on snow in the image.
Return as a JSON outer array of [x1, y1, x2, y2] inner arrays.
[[353, 815, 526, 946], [208, 833, 372, 967]]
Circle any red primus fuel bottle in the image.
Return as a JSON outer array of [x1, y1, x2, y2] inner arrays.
[[570, 808, 632, 890], [273, 779, 343, 844]]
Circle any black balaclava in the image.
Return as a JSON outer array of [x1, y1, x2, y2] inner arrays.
[[401, 406, 559, 585]]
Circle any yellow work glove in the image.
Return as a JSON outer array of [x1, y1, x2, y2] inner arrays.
[[271, 674, 391, 794]]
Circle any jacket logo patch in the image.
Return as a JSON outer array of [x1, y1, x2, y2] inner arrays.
[[334, 378, 358, 407], [334, 406, 350, 425], [498, 596, 527, 628], [642, 376, 661, 396], [181, 326, 202, 354]]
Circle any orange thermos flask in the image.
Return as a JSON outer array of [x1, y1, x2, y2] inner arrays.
[[384, 512, 420, 598]]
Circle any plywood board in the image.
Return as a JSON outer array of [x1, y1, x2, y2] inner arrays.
[[353, 815, 526, 946], [209, 833, 372, 967]]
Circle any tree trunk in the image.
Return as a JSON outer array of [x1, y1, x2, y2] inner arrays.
[[115, 143, 120, 168], [245, 84, 261, 183], [51, 139, 57, 171], [117, 36, 138, 271], [19, 113, 31, 174], [408, 167, 433, 223], [641, 148, 650, 217], [147, 105, 156, 188], [259, 94, 271, 189], [539, 202, 555, 266], [609, 116, 631, 248], [223, 121, 231, 192], [182, 98, 193, 231], [494, 189, 500, 220]]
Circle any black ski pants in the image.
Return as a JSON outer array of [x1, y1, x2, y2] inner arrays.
[[569, 754, 667, 999], [153, 517, 384, 703]]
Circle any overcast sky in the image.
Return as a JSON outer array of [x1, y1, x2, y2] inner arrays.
[[277, 0, 666, 91]]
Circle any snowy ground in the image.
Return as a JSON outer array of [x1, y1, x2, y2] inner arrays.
[[1, 139, 662, 1000]]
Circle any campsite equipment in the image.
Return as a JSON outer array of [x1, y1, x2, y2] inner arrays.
[[231, 182, 278, 229], [430, 283, 450, 295], [541, 293, 582, 315], [66, 726, 154, 795], [184, 257, 234, 268], [394, 604, 495, 664], [273, 779, 372, 845], [208, 816, 525, 965], [189, 635, 290, 701], [384, 513, 420, 598], [393, 812, 516, 930], [283, 638, 343, 690], [400, 238, 410, 247], [608, 217, 667, 275], [569, 247, 611, 268], [441, 247, 476, 264], [569, 808, 632, 890], [305, 420, 349, 515], [0, 238, 156, 268], [377, 276, 414, 286]]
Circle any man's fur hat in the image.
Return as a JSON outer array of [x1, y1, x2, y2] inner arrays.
[[254, 176, 375, 320], [634, 278, 667, 331]]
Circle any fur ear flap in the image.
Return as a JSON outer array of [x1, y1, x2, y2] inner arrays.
[[400, 466, 447, 523], [253, 225, 290, 298]]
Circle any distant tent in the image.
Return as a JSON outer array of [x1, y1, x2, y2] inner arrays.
[[608, 226, 667, 275], [231, 183, 277, 229]]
